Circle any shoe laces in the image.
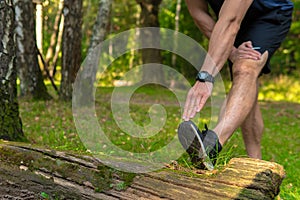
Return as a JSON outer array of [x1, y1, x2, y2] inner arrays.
[[202, 124, 209, 136]]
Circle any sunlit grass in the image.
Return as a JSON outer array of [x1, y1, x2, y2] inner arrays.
[[259, 75, 300, 103], [222, 75, 300, 104]]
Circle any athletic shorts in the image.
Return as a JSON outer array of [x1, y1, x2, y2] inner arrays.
[[231, 7, 293, 74]]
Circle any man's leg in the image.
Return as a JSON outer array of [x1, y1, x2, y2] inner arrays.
[[241, 94, 264, 159], [213, 52, 268, 146], [218, 80, 263, 159]]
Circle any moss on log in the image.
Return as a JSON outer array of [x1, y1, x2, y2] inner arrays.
[[0, 141, 285, 199]]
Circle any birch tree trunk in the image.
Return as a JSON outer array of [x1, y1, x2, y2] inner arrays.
[[171, 0, 182, 66], [35, 0, 43, 55], [60, 0, 83, 101], [45, 0, 64, 69], [76, 0, 111, 106], [14, 0, 51, 100], [52, 13, 64, 78], [136, 0, 164, 84], [89, 0, 112, 51], [0, 0, 25, 141]]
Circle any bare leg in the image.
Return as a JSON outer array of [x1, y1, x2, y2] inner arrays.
[[241, 95, 264, 159], [217, 81, 263, 159], [213, 52, 268, 146]]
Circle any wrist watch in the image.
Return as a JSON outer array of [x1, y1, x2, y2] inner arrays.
[[196, 71, 214, 83]]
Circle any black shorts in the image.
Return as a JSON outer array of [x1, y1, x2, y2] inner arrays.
[[232, 7, 293, 74]]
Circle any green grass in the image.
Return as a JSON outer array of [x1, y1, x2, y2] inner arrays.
[[19, 75, 300, 199]]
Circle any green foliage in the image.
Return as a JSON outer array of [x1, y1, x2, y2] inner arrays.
[[40, 0, 299, 86], [40, 191, 50, 199], [42, 0, 61, 53], [259, 75, 300, 103], [269, 0, 300, 76], [160, 0, 208, 44]]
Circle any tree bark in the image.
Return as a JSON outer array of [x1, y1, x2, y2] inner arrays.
[[0, 0, 25, 141], [35, 0, 43, 55], [76, 0, 112, 106], [137, 0, 165, 84], [89, 0, 111, 51], [13, 0, 52, 100], [171, 0, 182, 66], [60, 0, 83, 101], [0, 141, 286, 199], [52, 12, 64, 78]]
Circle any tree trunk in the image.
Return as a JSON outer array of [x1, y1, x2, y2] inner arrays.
[[171, 0, 182, 66], [0, 0, 25, 141], [45, 0, 64, 70], [89, 0, 111, 51], [76, 0, 112, 106], [13, 0, 52, 100], [35, 0, 43, 55], [52, 12, 64, 78], [137, 0, 164, 84], [60, 0, 83, 101], [0, 141, 286, 199]]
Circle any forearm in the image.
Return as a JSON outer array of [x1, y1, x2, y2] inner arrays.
[[185, 0, 240, 75], [191, 11, 238, 67], [201, 0, 253, 76], [201, 19, 240, 76], [192, 12, 215, 39], [185, 0, 215, 39]]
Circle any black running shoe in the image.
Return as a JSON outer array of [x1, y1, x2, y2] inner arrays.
[[178, 121, 222, 170]]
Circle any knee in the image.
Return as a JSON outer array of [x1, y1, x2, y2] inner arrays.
[[233, 51, 269, 79], [232, 61, 260, 79]]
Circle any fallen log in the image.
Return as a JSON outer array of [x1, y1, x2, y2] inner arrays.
[[0, 141, 285, 199]]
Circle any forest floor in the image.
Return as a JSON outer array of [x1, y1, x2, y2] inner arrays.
[[19, 75, 300, 199]]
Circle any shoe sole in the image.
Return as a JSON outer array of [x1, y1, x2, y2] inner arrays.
[[178, 121, 214, 170]]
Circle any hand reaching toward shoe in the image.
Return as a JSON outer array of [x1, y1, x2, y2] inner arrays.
[[182, 81, 213, 121]]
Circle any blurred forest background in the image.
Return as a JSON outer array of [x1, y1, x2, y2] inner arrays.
[[1, 0, 300, 102], [44, 0, 300, 87]]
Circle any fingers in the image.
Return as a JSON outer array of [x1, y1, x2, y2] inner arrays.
[[238, 50, 261, 60], [198, 95, 208, 112], [182, 82, 212, 121], [183, 91, 193, 121], [237, 41, 261, 60], [244, 41, 253, 48], [183, 90, 198, 121]]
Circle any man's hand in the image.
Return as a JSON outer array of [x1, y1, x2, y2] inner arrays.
[[182, 81, 213, 121], [229, 41, 261, 63]]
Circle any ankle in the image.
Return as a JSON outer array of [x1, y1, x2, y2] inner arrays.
[[247, 148, 262, 159], [212, 128, 225, 146]]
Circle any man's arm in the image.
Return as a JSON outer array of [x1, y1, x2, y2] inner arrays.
[[185, 0, 260, 72], [182, 0, 257, 120], [185, 0, 215, 39], [201, 0, 254, 76]]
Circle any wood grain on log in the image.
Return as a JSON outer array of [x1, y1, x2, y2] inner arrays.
[[0, 141, 285, 199]]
